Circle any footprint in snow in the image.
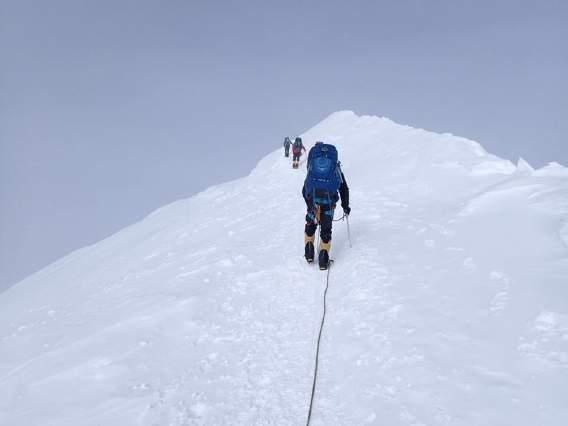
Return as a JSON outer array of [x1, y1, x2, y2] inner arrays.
[[424, 239, 436, 249], [488, 271, 510, 312], [463, 257, 477, 272], [216, 259, 234, 267]]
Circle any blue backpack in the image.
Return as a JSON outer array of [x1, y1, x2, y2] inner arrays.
[[305, 143, 343, 203]]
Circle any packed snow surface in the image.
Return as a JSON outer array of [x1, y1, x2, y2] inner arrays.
[[1, 111, 568, 425]]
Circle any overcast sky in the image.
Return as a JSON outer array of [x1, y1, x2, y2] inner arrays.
[[1, 0, 567, 291]]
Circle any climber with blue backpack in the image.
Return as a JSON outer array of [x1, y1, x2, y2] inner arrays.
[[302, 142, 350, 270]]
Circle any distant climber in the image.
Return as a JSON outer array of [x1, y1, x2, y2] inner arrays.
[[302, 142, 350, 270], [292, 137, 306, 169], [283, 137, 292, 157]]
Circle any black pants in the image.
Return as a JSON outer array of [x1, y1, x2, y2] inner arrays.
[[293, 153, 300, 162], [284, 146, 290, 156], [305, 204, 334, 243]]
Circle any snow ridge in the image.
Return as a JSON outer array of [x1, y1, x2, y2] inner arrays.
[[1, 112, 568, 425]]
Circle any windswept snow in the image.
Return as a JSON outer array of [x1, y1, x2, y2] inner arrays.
[[1, 111, 568, 425]]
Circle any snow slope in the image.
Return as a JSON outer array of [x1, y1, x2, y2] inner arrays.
[[1, 111, 568, 425]]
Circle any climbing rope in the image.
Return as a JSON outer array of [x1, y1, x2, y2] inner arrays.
[[333, 213, 346, 222], [305, 210, 351, 424], [305, 259, 332, 426]]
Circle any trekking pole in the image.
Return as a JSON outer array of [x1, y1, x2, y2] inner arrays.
[[346, 214, 352, 248]]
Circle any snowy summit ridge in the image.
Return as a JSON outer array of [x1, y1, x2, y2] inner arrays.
[[1, 112, 568, 425]]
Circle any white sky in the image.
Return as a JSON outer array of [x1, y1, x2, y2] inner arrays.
[[1, 0, 567, 290]]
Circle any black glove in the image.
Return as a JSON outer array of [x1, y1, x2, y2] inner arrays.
[[343, 206, 351, 216]]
